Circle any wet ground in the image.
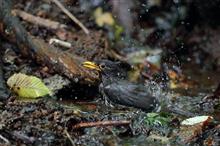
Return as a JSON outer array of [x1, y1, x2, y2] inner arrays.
[[1, 0, 220, 146], [0, 52, 219, 145]]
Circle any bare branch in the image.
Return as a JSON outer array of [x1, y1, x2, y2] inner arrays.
[[12, 9, 67, 30], [72, 120, 130, 130]]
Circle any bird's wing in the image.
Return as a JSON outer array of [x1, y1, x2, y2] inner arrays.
[[103, 81, 159, 111]]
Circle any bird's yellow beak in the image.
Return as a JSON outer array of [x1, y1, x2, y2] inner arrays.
[[82, 61, 101, 71]]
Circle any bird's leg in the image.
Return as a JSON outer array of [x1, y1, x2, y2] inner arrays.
[[99, 83, 114, 107], [103, 93, 115, 107]]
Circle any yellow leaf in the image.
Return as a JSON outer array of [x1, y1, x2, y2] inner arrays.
[[94, 8, 115, 27], [94, 7, 103, 18], [7, 73, 52, 98]]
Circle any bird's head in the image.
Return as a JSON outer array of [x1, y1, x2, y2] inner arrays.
[[82, 60, 131, 80]]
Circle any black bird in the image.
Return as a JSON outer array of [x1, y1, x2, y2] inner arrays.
[[83, 60, 160, 111]]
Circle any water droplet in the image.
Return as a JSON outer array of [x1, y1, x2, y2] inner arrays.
[[187, 57, 191, 61], [74, 78, 79, 83]]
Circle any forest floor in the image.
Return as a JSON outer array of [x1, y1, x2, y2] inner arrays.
[[0, 0, 220, 145]]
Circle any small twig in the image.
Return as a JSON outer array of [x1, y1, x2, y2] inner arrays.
[[64, 129, 75, 146], [49, 38, 72, 48], [51, 0, 89, 34], [0, 134, 10, 145], [12, 9, 67, 30], [72, 120, 130, 130]]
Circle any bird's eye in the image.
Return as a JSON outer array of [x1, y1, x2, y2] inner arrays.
[[99, 64, 106, 69]]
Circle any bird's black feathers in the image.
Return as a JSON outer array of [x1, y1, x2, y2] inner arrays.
[[103, 80, 159, 111], [97, 60, 159, 111]]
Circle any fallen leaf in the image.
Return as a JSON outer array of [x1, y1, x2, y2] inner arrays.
[[94, 8, 115, 27], [181, 116, 213, 126], [7, 73, 52, 98]]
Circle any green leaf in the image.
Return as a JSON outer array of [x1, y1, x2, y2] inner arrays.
[[7, 73, 52, 98], [144, 113, 171, 127]]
